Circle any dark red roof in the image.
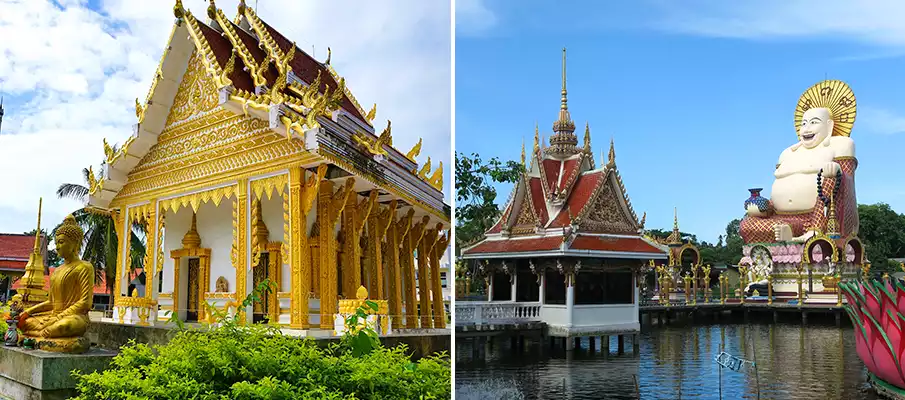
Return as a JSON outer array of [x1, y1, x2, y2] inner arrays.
[[259, 20, 367, 122], [197, 22, 255, 92], [528, 177, 549, 225], [464, 237, 563, 254], [558, 158, 580, 193], [541, 159, 560, 194], [0, 234, 34, 260], [549, 171, 605, 227], [570, 236, 662, 254]]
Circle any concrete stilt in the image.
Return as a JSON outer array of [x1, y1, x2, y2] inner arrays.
[[589, 336, 596, 353], [802, 311, 808, 325], [744, 309, 750, 323], [574, 337, 581, 350], [617, 335, 625, 355], [632, 333, 640, 356], [566, 337, 575, 351], [773, 311, 779, 324], [836, 312, 841, 327], [602, 335, 610, 358]]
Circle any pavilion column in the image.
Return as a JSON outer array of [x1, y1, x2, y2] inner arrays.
[[234, 179, 249, 324], [318, 178, 353, 330], [120, 209, 133, 298], [386, 205, 407, 329], [343, 191, 375, 298], [399, 210, 418, 328], [415, 217, 434, 328], [430, 227, 449, 328], [565, 271, 575, 328], [288, 165, 324, 329], [112, 209, 125, 304], [510, 266, 518, 302], [538, 271, 546, 304], [371, 199, 396, 300], [144, 203, 156, 300], [486, 271, 493, 302], [171, 255, 181, 320]]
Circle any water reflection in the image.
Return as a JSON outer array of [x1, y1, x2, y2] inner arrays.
[[456, 322, 879, 399]]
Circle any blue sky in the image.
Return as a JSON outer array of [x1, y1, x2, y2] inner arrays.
[[456, 0, 905, 244]]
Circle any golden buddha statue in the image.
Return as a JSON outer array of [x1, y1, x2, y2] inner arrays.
[[18, 214, 95, 353]]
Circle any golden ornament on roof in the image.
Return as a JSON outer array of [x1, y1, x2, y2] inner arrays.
[[794, 79, 856, 138], [406, 138, 422, 161]]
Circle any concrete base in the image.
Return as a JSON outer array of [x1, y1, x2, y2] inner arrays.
[[0, 346, 116, 400]]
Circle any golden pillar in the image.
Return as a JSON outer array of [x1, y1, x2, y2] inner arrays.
[[384, 202, 404, 329], [431, 226, 449, 328], [144, 203, 157, 300], [112, 209, 125, 303], [371, 198, 396, 300], [738, 265, 747, 305], [288, 165, 323, 329], [267, 242, 282, 323], [234, 179, 249, 324], [415, 217, 433, 328], [318, 178, 353, 330], [343, 191, 375, 298], [398, 210, 418, 328]]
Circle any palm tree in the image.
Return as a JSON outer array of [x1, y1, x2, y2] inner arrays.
[[57, 163, 147, 310]]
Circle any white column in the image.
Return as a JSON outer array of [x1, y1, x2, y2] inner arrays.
[[487, 274, 493, 302], [511, 270, 518, 302], [565, 273, 574, 328], [538, 273, 546, 304]]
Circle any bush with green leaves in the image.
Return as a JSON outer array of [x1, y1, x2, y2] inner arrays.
[[72, 281, 450, 399]]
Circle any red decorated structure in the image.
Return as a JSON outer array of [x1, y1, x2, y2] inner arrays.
[[460, 49, 667, 346]]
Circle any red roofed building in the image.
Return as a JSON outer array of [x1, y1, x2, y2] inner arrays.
[[460, 50, 667, 347], [0, 233, 46, 301]]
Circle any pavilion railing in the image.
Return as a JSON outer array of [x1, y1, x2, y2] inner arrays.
[[455, 301, 542, 325]]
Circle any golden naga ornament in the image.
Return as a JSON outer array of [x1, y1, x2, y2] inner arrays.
[[18, 214, 95, 353], [406, 138, 422, 162], [352, 120, 392, 156], [794, 79, 856, 138]]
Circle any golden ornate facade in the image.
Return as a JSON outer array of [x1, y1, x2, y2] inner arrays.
[[89, 1, 449, 331]]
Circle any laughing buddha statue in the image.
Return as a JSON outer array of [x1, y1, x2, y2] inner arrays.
[[739, 80, 859, 244], [18, 214, 94, 353]]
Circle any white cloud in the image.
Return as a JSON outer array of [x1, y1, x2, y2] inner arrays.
[[0, 0, 450, 233], [455, 0, 496, 36], [649, 0, 905, 46]]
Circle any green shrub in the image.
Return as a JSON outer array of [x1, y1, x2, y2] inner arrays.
[[72, 323, 450, 399], [72, 282, 450, 399]]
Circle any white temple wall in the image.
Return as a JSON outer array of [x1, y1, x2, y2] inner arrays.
[[259, 192, 286, 291], [572, 304, 638, 327], [196, 201, 233, 292], [161, 208, 190, 295]]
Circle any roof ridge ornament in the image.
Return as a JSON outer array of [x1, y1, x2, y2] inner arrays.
[[406, 137, 422, 161], [548, 47, 578, 156]]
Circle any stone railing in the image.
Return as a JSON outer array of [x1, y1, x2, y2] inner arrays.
[[112, 293, 158, 326], [454, 301, 541, 325]]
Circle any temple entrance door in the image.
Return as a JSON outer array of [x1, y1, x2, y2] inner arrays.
[[252, 253, 271, 323], [186, 258, 200, 322]]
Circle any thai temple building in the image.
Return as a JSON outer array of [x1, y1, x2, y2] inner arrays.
[[84, 0, 450, 332], [460, 50, 667, 347]]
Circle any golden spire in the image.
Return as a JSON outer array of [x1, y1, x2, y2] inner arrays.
[[182, 213, 202, 249], [549, 48, 577, 155], [32, 198, 42, 253], [237, 0, 246, 14], [606, 137, 616, 167], [666, 207, 682, 245], [521, 139, 526, 167], [583, 122, 591, 153], [19, 198, 48, 306], [173, 0, 185, 19], [207, 0, 217, 20]]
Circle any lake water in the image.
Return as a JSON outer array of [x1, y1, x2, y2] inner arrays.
[[456, 317, 879, 399]]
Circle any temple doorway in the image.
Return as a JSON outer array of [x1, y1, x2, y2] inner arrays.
[[252, 253, 271, 323], [186, 258, 200, 322]]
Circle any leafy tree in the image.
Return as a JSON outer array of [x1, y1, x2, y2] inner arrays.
[[857, 203, 905, 274], [57, 162, 146, 309], [454, 152, 523, 253]]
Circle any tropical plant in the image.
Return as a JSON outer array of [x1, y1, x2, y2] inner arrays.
[[72, 278, 451, 399], [57, 162, 147, 309], [342, 300, 381, 357]]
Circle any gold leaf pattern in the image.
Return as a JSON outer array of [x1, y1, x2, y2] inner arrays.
[[165, 52, 219, 127]]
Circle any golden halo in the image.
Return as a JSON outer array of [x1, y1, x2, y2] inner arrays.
[[794, 80, 856, 138]]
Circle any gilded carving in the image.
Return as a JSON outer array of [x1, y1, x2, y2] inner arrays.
[[165, 52, 219, 127]]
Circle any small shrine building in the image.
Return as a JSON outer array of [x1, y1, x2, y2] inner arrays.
[[85, 1, 450, 332], [460, 50, 667, 344]]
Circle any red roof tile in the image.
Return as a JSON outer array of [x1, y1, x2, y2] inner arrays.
[[197, 22, 255, 92], [570, 236, 663, 254], [549, 171, 605, 227], [464, 237, 563, 254], [0, 234, 34, 261], [528, 177, 548, 225], [558, 158, 580, 193], [541, 159, 561, 195]]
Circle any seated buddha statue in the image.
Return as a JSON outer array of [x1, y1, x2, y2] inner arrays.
[[739, 80, 859, 244], [18, 214, 95, 353]]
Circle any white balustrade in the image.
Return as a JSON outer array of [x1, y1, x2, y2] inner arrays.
[[455, 302, 541, 325]]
